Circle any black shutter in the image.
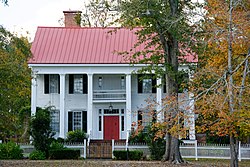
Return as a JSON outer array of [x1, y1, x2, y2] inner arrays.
[[138, 110, 142, 126], [69, 74, 74, 94], [68, 112, 73, 132], [152, 75, 156, 93], [44, 74, 49, 94], [163, 75, 166, 93], [138, 74, 142, 93], [83, 74, 88, 94], [57, 74, 60, 94], [82, 111, 87, 133]]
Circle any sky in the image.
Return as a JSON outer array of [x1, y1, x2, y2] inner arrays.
[[0, 0, 86, 41]]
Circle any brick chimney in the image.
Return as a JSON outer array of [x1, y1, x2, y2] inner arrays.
[[63, 11, 82, 27]]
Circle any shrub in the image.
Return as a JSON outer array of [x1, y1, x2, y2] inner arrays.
[[0, 142, 23, 159], [50, 141, 65, 150], [66, 130, 87, 143], [30, 107, 55, 157], [146, 125, 166, 160], [29, 150, 46, 160], [129, 125, 166, 160], [49, 149, 80, 159], [113, 150, 143, 160]]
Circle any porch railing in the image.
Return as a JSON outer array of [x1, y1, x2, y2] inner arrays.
[[93, 90, 126, 100]]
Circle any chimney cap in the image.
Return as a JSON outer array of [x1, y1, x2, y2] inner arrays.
[[63, 10, 82, 14]]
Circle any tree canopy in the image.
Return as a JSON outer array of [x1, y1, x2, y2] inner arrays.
[[0, 26, 31, 142]]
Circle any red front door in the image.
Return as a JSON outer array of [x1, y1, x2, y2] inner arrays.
[[104, 116, 119, 140]]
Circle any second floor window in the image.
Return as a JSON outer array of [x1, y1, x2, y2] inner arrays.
[[44, 74, 60, 94], [69, 74, 87, 94], [138, 74, 156, 93]]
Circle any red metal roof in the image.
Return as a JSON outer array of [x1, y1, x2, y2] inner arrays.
[[29, 27, 197, 64]]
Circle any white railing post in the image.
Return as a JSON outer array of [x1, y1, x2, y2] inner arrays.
[[84, 139, 87, 159], [112, 139, 115, 159], [239, 141, 241, 162], [195, 140, 198, 160]]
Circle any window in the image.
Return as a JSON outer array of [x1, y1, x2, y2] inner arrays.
[[121, 116, 124, 131], [104, 109, 119, 114], [68, 111, 87, 132], [98, 76, 102, 88], [138, 111, 142, 126], [50, 110, 60, 133], [138, 74, 156, 93], [69, 74, 87, 94], [44, 74, 60, 94], [137, 110, 156, 130], [121, 76, 125, 89], [99, 116, 102, 131]]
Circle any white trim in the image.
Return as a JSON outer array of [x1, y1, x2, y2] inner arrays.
[[59, 74, 66, 138], [87, 74, 93, 139]]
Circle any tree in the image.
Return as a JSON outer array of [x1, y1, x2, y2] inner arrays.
[[113, 0, 202, 163], [1, 0, 8, 6], [30, 107, 54, 157], [193, 0, 249, 167], [0, 26, 31, 142]]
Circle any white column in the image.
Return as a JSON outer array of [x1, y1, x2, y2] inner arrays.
[[31, 74, 37, 116], [59, 74, 66, 138], [126, 74, 132, 134], [87, 73, 93, 139], [188, 93, 196, 140], [156, 78, 163, 121]]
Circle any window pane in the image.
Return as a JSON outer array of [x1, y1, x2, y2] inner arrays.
[[50, 74, 59, 93], [142, 79, 152, 93], [51, 110, 60, 133], [73, 111, 82, 131], [74, 75, 83, 94]]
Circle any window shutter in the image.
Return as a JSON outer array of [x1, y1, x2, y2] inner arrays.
[[83, 74, 88, 94], [82, 111, 87, 133], [68, 111, 73, 132], [138, 74, 142, 93], [138, 110, 142, 126], [44, 74, 49, 94], [152, 75, 156, 93], [57, 74, 60, 94], [69, 74, 74, 94], [163, 75, 166, 93]]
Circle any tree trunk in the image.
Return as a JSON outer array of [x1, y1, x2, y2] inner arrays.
[[228, 0, 238, 167], [230, 136, 239, 167]]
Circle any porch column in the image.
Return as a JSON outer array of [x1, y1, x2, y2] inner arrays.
[[126, 74, 132, 133], [156, 78, 163, 121], [59, 74, 66, 138], [31, 73, 37, 116], [87, 73, 93, 139], [188, 93, 196, 140]]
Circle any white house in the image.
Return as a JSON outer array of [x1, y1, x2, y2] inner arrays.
[[29, 11, 196, 141]]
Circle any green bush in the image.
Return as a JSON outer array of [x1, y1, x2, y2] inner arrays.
[[49, 149, 80, 159], [50, 141, 65, 150], [113, 150, 143, 160], [29, 150, 46, 160], [129, 125, 166, 160], [66, 130, 87, 143], [0, 142, 23, 159], [30, 107, 55, 157]]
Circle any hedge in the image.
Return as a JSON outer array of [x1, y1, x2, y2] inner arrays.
[[113, 150, 143, 160], [49, 149, 80, 159]]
